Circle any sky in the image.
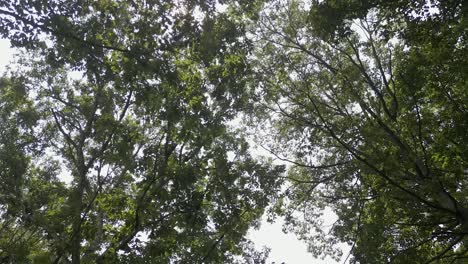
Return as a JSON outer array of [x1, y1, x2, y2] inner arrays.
[[248, 212, 346, 263], [0, 38, 345, 264], [0, 39, 13, 73]]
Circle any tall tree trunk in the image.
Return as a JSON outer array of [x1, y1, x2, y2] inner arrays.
[[71, 151, 86, 264], [71, 187, 83, 264], [71, 213, 82, 264]]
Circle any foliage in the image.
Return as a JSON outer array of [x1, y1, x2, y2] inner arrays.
[[1, 0, 467, 263], [252, 0, 468, 262], [0, 1, 283, 263]]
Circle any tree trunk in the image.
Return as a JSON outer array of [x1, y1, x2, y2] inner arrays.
[[71, 151, 87, 264], [71, 188, 83, 264]]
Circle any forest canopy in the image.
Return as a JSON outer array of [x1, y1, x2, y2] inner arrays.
[[0, 0, 467, 263]]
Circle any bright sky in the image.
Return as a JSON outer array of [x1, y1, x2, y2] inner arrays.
[[0, 39, 13, 73], [0, 38, 346, 264], [248, 216, 345, 264]]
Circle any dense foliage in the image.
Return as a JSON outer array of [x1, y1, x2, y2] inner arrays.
[[0, 0, 466, 263], [0, 1, 282, 263], [252, 0, 468, 263]]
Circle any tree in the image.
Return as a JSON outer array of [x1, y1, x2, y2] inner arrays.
[[0, 0, 283, 263], [0, 74, 62, 263], [252, 0, 468, 262]]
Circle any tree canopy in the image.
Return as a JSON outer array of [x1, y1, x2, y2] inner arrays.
[[252, 0, 468, 262], [0, 0, 467, 263], [0, 1, 282, 263]]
